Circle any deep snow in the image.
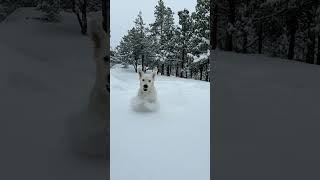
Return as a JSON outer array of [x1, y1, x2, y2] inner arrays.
[[0, 8, 107, 180], [110, 65, 210, 180], [214, 50, 320, 180]]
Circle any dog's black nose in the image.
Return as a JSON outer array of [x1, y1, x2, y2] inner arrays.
[[144, 84, 148, 88]]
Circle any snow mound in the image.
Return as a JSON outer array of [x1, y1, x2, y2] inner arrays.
[[130, 96, 160, 112]]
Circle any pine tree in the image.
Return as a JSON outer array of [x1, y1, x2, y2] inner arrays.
[[38, 0, 61, 22], [162, 7, 176, 76], [150, 0, 167, 75], [115, 12, 152, 72], [134, 11, 147, 71], [115, 0, 211, 81], [150, 0, 166, 39], [177, 9, 193, 78], [191, 0, 210, 81]]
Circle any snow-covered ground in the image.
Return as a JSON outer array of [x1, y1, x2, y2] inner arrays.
[[214, 50, 320, 179], [110, 65, 210, 180], [0, 8, 107, 180]]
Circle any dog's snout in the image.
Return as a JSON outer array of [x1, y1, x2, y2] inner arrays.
[[144, 84, 148, 88]]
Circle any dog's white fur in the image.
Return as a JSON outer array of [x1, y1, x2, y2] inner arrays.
[[131, 68, 159, 112], [67, 19, 107, 157], [88, 19, 107, 120], [137, 67, 158, 103]]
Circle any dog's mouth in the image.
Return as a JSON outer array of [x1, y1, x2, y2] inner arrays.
[[143, 88, 148, 91]]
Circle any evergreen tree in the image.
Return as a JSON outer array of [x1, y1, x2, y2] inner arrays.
[[191, 0, 210, 81], [162, 7, 176, 76], [115, 0, 210, 81], [177, 9, 193, 78], [150, 0, 165, 74], [38, 0, 61, 22], [116, 12, 152, 72], [134, 11, 147, 71]]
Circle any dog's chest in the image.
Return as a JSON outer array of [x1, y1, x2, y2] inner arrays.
[[138, 88, 157, 102]]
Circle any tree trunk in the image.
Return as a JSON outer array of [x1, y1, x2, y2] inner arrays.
[[211, 0, 217, 50], [102, 0, 109, 32], [242, 32, 247, 53], [205, 65, 209, 81], [306, 11, 316, 64], [180, 49, 185, 78], [258, 21, 263, 54], [306, 32, 316, 64], [166, 64, 170, 76], [225, 0, 235, 51], [72, 0, 83, 32], [287, 27, 296, 60], [287, 13, 297, 60], [71, 0, 88, 35], [206, 58, 210, 81], [80, 0, 87, 35], [161, 64, 164, 75], [199, 65, 203, 81], [317, 34, 320, 65], [134, 56, 138, 72], [176, 65, 179, 77], [141, 55, 145, 71]]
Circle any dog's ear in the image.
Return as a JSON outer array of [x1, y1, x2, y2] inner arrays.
[[138, 70, 144, 79]]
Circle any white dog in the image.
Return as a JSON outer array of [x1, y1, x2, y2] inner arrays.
[[131, 67, 159, 112], [67, 19, 107, 158]]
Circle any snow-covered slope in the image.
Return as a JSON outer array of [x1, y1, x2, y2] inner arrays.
[[110, 65, 210, 180], [214, 50, 320, 180], [0, 8, 107, 180]]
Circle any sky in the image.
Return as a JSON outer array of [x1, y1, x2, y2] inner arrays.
[[110, 0, 197, 49]]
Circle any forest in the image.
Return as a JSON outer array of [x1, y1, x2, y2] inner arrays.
[[0, 0, 103, 34], [111, 0, 210, 81], [211, 0, 320, 64]]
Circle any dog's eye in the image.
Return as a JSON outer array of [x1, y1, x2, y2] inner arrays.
[[149, 80, 151, 82], [142, 79, 145, 81]]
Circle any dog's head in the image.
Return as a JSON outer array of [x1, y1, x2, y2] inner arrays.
[[138, 68, 157, 92]]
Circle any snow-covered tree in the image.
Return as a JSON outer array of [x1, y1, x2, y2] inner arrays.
[[115, 12, 153, 72], [190, 0, 210, 81], [38, 0, 61, 22], [115, 0, 210, 81], [149, 0, 176, 76], [162, 7, 176, 76], [214, 0, 320, 66], [176, 9, 193, 78]]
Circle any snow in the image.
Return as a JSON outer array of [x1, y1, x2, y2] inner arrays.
[[131, 96, 160, 112], [202, 37, 210, 45], [0, 8, 107, 180], [191, 49, 210, 63], [214, 50, 320, 179], [110, 65, 210, 180]]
